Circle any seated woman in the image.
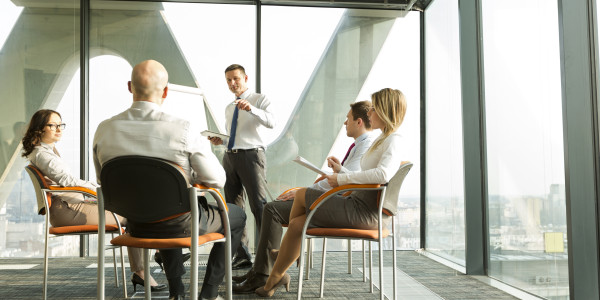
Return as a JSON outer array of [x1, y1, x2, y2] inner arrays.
[[22, 109, 166, 292], [255, 88, 407, 297]]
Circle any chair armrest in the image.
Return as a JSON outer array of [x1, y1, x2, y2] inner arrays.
[[309, 184, 383, 210], [279, 187, 302, 196], [46, 186, 97, 197], [193, 184, 229, 211]]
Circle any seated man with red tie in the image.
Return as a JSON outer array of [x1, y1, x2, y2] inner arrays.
[[231, 100, 375, 293]]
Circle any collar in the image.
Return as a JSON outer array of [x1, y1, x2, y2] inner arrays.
[[131, 100, 161, 110], [355, 132, 371, 145], [39, 142, 54, 151], [236, 90, 251, 100]]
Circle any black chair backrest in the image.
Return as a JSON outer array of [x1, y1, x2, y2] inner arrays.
[[100, 156, 191, 223]]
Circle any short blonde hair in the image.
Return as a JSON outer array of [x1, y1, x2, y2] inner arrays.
[[369, 88, 407, 152]]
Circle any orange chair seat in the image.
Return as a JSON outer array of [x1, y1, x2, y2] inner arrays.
[[110, 232, 225, 249], [306, 227, 389, 240], [49, 224, 121, 235]]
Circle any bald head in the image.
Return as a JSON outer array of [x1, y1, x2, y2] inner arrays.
[[129, 60, 169, 104]]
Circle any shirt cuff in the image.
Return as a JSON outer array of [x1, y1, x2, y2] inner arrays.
[[337, 173, 349, 186]]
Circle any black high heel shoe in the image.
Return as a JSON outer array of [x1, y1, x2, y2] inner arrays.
[[154, 251, 191, 271], [131, 273, 167, 292]]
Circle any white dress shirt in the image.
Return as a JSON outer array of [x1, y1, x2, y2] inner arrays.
[[312, 132, 376, 192], [28, 142, 97, 204], [93, 101, 225, 188], [224, 90, 275, 149], [337, 131, 404, 185]]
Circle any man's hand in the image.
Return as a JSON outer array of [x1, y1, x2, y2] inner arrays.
[[326, 156, 342, 173], [326, 173, 339, 188], [235, 99, 252, 111], [208, 136, 223, 145], [276, 189, 297, 201]]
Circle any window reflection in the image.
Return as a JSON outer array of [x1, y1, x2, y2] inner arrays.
[[424, 0, 465, 265], [482, 1, 568, 299]]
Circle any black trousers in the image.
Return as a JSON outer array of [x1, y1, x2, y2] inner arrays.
[[222, 149, 268, 259], [160, 201, 246, 298]]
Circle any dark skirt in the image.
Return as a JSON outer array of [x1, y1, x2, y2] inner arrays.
[[303, 187, 383, 229]]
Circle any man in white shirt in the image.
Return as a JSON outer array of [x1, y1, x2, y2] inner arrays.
[[231, 100, 374, 293], [94, 60, 245, 300], [208, 64, 275, 270]]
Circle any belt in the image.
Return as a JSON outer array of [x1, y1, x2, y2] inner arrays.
[[226, 147, 264, 153]]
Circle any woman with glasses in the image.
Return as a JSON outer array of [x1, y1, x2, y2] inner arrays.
[[22, 109, 166, 292], [256, 88, 407, 297]]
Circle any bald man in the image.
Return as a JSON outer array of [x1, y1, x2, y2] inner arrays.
[[93, 60, 246, 300]]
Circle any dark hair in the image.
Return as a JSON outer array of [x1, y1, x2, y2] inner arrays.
[[350, 100, 372, 129], [225, 64, 246, 75], [21, 109, 61, 158]]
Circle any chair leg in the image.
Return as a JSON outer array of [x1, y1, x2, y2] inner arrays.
[[319, 238, 327, 298], [362, 240, 366, 282], [43, 224, 49, 300], [347, 239, 352, 274], [392, 217, 397, 300], [379, 239, 384, 300], [369, 241, 373, 293], [120, 246, 127, 298], [144, 249, 151, 300], [305, 238, 311, 280], [297, 237, 308, 300], [112, 247, 119, 287]]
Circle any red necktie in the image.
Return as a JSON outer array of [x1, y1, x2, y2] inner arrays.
[[341, 143, 355, 166]]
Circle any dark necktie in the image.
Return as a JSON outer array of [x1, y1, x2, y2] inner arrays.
[[341, 143, 355, 165], [227, 98, 241, 151]]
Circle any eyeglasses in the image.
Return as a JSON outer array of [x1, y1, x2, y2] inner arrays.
[[46, 123, 66, 131]]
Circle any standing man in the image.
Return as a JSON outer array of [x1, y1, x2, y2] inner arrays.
[[94, 60, 246, 300], [232, 100, 375, 293], [208, 64, 275, 270]]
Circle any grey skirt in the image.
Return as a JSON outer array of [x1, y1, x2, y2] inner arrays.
[[304, 187, 383, 229]]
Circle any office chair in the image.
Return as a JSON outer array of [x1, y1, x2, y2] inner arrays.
[[25, 164, 126, 300], [296, 162, 413, 300], [96, 156, 232, 300]]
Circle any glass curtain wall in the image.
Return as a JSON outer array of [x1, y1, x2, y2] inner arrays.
[[0, 0, 422, 257], [88, 0, 255, 253], [262, 6, 421, 251], [424, 0, 465, 265], [0, 1, 81, 257], [481, 1, 569, 299]]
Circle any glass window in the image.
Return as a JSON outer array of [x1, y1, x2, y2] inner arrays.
[[88, 0, 256, 252], [424, 0, 465, 265], [262, 6, 421, 251], [0, 1, 80, 257], [481, 1, 568, 298]]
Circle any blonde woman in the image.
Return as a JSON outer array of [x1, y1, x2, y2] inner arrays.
[[255, 88, 407, 297], [22, 109, 165, 292]]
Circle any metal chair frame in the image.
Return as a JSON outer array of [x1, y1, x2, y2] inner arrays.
[[296, 162, 413, 300], [96, 156, 232, 300], [25, 165, 126, 300]]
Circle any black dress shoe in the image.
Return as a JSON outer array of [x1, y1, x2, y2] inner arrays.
[[232, 270, 254, 283], [232, 272, 268, 294], [232, 256, 253, 270]]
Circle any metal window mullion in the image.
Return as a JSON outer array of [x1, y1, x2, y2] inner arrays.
[[420, 10, 426, 250], [458, 0, 487, 275], [558, 0, 600, 299], [79, 0, 91, 258]]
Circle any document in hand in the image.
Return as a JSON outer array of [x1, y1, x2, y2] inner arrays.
[[293, 156, 332, 176], [201, 130, 229, 141]]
